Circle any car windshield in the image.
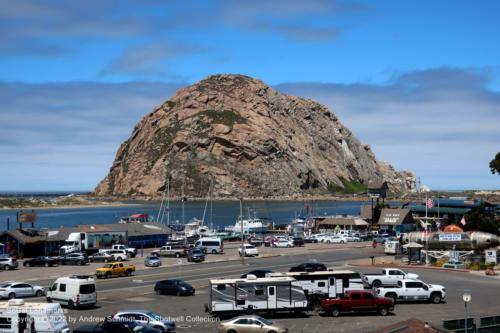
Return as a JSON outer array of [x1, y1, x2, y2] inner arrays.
[[147, 312, 162, 321], [103, 264, 112, 268], [256, 317, 272, 325]]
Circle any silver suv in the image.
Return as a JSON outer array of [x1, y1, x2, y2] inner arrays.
[[0, 257, 18, 270]]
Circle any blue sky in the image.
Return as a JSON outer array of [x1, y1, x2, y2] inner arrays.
[[0, 0, 499, 191]]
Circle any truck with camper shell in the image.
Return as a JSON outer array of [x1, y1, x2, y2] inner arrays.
[[206, 276, 308, 316], [362, 268, 419, 288], [376, 279, 446, 304]]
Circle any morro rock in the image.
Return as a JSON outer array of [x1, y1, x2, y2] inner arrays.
[[95, 74, 415, 198]]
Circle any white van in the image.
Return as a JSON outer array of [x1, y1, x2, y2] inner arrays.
[[46, 275, 97, 309], [194, 237, 224, 254], [0, 299, 70, 333]]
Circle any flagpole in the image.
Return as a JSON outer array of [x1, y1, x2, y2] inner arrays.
[[425, 192, 429, 265]]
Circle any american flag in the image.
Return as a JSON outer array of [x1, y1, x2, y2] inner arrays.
[[426, 198, 434, 209], [461, 216, 467, 226]]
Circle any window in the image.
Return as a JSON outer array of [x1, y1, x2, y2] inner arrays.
[[351, 293, 361, 300], [216, 284, 226, 290], [255, 289, 264, 296], [406, 282, 422, 288], [0, 317, 11, 329], [318, 282, 326, 287], [80, 284, 96, 294], [12, 284, 23, 289], [59, 284, 66, 292], [343, 278, 349, 288], [363, 293, 374, 300], [269, 287, 275, 296], [235, 319, 249, 325]]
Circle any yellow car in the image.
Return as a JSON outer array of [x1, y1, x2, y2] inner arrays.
[[217, 315, 288, 333], [95, 262, 135, 279]]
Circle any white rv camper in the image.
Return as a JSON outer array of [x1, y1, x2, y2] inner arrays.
[[267, 270, 363, 308], [206, 276, 308, 316], [0, 299, 70, 333]]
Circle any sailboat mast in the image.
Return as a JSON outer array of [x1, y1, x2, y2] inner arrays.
[[181, 178, 185, 225]]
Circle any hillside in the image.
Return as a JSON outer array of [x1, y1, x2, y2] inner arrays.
[[95, 74, 415, 198]]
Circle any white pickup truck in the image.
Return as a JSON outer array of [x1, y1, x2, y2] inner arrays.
[[376, 279, 446, 304], [363, 268, 419, 288], [99, 244, 137, 258]]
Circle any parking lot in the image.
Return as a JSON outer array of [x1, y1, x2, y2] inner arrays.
[[2, 242, 499, 332]]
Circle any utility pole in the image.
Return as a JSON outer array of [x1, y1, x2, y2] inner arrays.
[[240, 198, 245, 266]]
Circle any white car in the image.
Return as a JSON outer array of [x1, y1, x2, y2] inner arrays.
[[0, 282, 44, 299], [325, 235, 348, 244], [113, 310, 176, 332], [272, 239, 294, 248], [238, 244, 259, 257], [343, 235, 361, 242]]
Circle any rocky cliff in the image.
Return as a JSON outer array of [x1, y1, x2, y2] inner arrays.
[[95, 74, 415, 198]]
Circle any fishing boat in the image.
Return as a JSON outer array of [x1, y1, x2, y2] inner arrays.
[[224, 217, 271, 234], [118, 214, 152, 223]]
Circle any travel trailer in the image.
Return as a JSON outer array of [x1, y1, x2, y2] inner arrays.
[[0, 299, 70, 333], [267, 270, 363, 308], [206, 276, 308, 316]]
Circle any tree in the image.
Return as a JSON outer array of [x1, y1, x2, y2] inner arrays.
[[490, 152, 500, 174], [463, 204, 499, 234]]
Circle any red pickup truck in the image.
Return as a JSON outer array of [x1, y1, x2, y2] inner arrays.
[[320, 290, 394, 317]]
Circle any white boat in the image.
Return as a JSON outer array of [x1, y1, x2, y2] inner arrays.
[[184, 218, 215, 237], [225, 218, 270, 234]]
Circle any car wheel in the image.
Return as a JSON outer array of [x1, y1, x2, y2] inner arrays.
[[227, 330, 237, 333], [212, 249, 217, 255], [340, 241, 345, 244], [153, 326, 165, 333], [431, 293, 442, 304], [68, 300, 75, 309], [176, 291, 181, 297], [175, 253, 180, 258], [35, 290, 43, 297], [155, 289, 161, 295], [387, 293, 397, 303], [116, 257, 122, 262], [268, 331, 278, 333], [104, 259, 108, 263], [372, 280, 382, 288], [326, 240, 331, 243], [4, 265, 10, 271], [105, 272, 111, 279], [46, 297, 52, 303], [78, 261, 83, 266], [330, 306, 341, 317], [8, 292, 16, 299], [45, 262, 49, 267], [125, 270, 132, 276], [378, 305, 389, 316]]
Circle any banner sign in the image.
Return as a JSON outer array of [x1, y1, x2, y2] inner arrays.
[[16, 211, 37, 223], [382, 213, 401, 224], [438, 233, 462, 241], [485, 250, 497, 264]]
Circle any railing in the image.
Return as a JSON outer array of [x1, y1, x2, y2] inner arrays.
[[443, 315, 500, 333]]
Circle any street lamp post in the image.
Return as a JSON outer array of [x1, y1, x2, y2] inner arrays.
[[463, 291, 471, 333]]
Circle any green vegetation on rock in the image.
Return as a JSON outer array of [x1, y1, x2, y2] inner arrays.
[[327, 177, 367, 194], [199, 109, 247, 127]]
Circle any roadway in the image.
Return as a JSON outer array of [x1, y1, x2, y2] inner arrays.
[[5, 244, 500, 332]]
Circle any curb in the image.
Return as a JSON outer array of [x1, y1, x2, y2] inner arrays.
[[349, 263, 470, 273]]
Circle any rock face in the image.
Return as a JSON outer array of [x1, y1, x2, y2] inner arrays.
[[95, 74, 415, 198]]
